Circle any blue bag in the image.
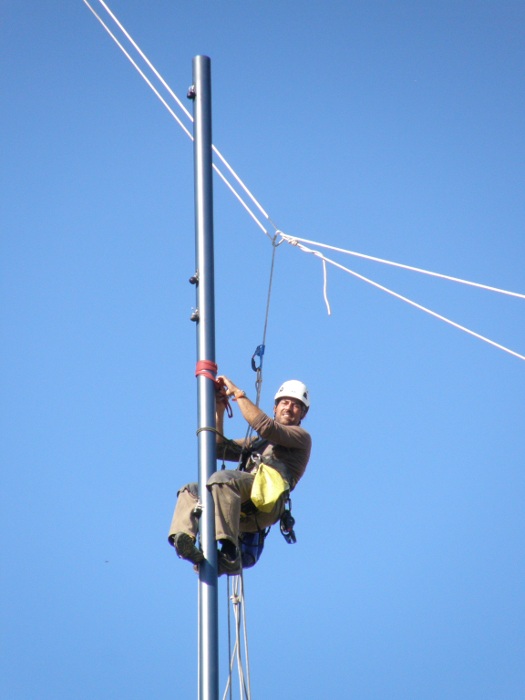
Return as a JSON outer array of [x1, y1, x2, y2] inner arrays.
[[239, 530, 267, 569]]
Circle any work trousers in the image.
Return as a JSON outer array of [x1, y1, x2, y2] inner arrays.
[[168, 469, 286, 546]]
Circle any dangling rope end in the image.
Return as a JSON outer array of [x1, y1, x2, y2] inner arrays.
[[322, 259, 332, 315]]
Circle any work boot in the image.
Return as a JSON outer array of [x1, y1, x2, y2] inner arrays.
[[172, 532, 204, 565], [218, 542, 241, 577], [191, 551, 242, 576]]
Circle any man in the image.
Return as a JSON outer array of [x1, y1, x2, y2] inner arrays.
[[168, 376, 312, 575]]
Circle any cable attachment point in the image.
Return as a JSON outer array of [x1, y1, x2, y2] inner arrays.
[[192, 502, 203, 518], [187, 85, 196, 100], [190, 308, 199, 322], [189, 272, 199, 285]]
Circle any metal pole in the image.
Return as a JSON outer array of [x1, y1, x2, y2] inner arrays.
[[191, 55, 219, 700]]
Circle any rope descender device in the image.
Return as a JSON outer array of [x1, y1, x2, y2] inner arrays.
[[251, 344, 265, 372], [251, 344, 265, 406], [195, 360, 233, 417]]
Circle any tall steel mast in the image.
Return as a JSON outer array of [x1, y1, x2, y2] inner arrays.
[[190, 55, 219, 700]]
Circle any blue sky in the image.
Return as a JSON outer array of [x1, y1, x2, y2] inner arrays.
[[2, 2, 524, 698]]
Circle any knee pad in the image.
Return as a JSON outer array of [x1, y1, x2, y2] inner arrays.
[[178, 482, 199, 498]]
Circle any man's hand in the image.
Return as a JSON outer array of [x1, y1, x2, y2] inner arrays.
[[217, 375, 242, 400], [215, 378, 228, 412], [217, 374, 263, 426]]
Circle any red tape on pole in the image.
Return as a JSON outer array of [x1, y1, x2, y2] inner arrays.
[[195, 359, 218, 382], [195, 361, 232, 417]]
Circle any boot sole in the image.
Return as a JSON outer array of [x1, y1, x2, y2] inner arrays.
[[174, 533, 204, 564]]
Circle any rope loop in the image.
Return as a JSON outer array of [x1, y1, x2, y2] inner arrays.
[[273, 230, 285, 247]]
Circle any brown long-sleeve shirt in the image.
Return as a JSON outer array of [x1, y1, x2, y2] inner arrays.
[[218, 411, 312, 491]]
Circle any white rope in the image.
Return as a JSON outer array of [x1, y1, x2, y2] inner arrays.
[[238, 575, 252, 700], [82, 0, 193, 140], [322, 258, 332, 316], [213, 165, 272, 238], [93, 0, 193, 120], [83, 0, 524, 362], [283, 238, 525, 362], [279, 233, 525, 300], [94, 0, 273, 227], [84, 0, 275, 239], [211, 147, 278, 231], [223, 574, 251, 700]]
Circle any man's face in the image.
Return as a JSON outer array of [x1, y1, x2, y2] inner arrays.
[[274, 397, 306, 426]]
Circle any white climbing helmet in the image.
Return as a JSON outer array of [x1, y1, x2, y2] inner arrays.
[[274, 380, 310, 410]]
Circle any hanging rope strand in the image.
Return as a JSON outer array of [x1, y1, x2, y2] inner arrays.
[[223, 574, 251, 700], [261, 237, 280, 352], [234, 574, 251, 700], [225, 576, 233, 700], [237, 234, 281, 456], [254, 235, 280, 406], [239, 574, 252, 699]]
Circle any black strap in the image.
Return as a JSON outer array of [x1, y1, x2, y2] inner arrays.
[[238, 437, 269, 471], [280, 498, 296, 544]]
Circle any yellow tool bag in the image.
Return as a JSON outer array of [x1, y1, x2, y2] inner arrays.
[[250, 463, 289, 513]]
